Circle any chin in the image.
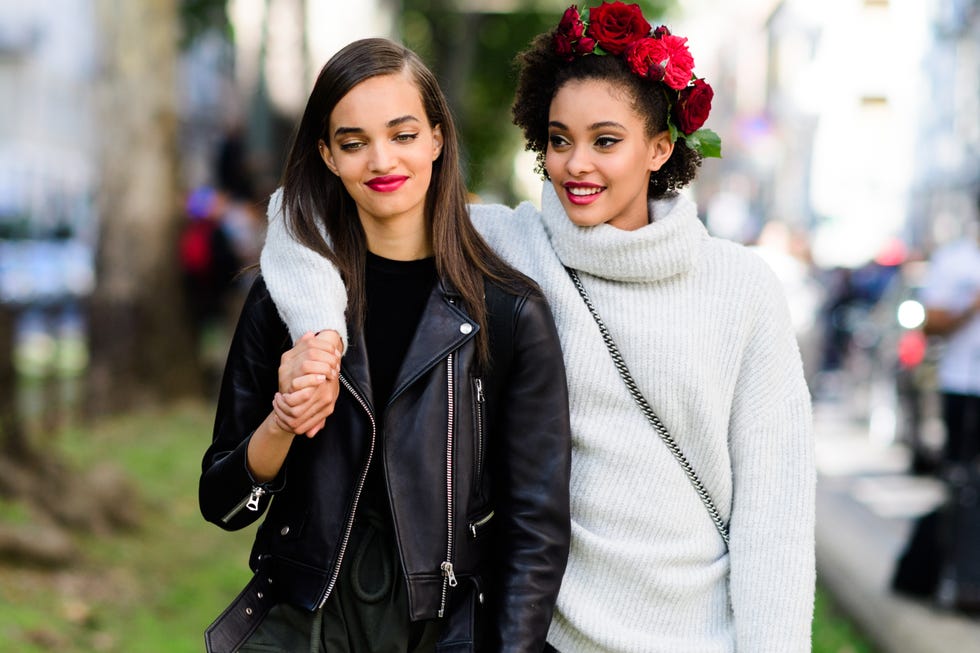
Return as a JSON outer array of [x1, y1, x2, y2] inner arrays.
[[558, 202, 604, 228]]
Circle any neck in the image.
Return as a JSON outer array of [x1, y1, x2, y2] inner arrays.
[[360, 212, 433, 260]]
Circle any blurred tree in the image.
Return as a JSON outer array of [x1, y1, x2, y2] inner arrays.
[[87, 0, 201, 415], [180, 0, 231, 47], [402, 0, 674, 202], [0, 307, 25, 460], [0, 0, 227, 565]]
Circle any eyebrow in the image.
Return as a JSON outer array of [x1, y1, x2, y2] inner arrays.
[[548, 120, 627, 131], [333, 115, 421, 138]]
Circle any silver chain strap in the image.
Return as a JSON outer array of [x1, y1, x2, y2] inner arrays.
[[565, 267, 730, 548]]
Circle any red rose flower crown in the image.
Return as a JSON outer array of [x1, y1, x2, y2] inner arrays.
[[553, 1, 721, 158]]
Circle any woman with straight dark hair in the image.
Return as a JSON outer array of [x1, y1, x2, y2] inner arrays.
[[199, 37, 571, 653]]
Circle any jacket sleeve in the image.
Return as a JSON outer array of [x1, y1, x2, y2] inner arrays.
[[259, 187, 349, 348], [490, 291, 572, 652], [199, 276, 291, 530], [727, 262, 815, 652]]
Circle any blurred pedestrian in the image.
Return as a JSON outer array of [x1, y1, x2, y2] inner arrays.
[[199, 38, 571, 652], [922, 204, 980, 467], [178, 186, 240, 349], [261, 4, 815, 651]]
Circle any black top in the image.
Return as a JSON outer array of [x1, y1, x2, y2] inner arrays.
[[364, 250, 439, 414]]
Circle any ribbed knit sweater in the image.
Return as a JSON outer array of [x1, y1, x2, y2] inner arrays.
[[259, 184, 815, 652]]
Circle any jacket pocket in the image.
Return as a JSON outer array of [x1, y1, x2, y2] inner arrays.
[[467, 508, 495, 539]]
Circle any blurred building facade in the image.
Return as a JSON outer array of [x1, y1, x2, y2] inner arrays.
[[683, 0, 979, 266]]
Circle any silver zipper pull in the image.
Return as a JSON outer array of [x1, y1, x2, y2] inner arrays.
[[246, 486, 266, 512], [440, 561, 458, 587], [474, 378, 484, 401]]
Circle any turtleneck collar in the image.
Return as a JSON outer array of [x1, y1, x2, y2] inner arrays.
[[539, 182, 707, 283]]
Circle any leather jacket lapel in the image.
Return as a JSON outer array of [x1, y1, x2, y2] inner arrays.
[[389, 282, 479, 405], [340, 327, 374, 413]]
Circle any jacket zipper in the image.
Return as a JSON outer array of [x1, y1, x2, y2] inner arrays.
[[473, 377, 486, 490], [221, 485, 267, 524], [438, 352, 458, 617], [317, 373, 377, 609], [468, 510, 495, 538]]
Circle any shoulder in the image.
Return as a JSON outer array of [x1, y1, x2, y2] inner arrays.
[[469, 200, 545, 238], [484, 278, 553, 338], [238, 275, 290, 343], [702, 236, 785, 293]]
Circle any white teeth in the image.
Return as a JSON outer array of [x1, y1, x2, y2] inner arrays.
[[567, 186, 603, 196]]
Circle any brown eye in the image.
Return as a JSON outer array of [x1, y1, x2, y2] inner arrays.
[[595, 136, 622, 149]]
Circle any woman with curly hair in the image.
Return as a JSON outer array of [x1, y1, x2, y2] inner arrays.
[[259, 3, 815, 651]]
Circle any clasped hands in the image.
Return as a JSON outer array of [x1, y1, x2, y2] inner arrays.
[[271, 330, 343, 437]]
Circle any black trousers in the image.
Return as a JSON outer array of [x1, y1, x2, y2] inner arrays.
[[241, 507, 439, 653], [942, 392, 980, 465]]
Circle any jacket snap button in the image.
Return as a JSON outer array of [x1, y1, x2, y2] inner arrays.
[[460, 323, 473, 334], [257, 592, 264, 599], [245, 607, 253, 616], [280, 526, 290, 536]]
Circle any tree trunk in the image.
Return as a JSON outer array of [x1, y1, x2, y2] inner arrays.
[[0, 304, 30, 465], [87, 0, 202, 416]]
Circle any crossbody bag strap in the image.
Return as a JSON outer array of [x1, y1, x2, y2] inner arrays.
[[565, 267, 730, 548]]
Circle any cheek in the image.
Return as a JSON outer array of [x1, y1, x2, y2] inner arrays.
[[605, 153, 649, 190], [543, 148, 561, 177]]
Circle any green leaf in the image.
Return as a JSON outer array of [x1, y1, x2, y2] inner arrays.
[[667, 119, 679, 144], [688, 128, 722, 158]]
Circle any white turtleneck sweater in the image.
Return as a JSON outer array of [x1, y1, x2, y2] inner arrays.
[[259, 185, 815, 653]]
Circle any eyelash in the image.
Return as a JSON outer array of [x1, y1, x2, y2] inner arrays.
[[548, 135, 622, 150], [338, 132, 419, 152]]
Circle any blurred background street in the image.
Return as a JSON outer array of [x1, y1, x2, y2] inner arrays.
[[0, 0, 978, 651]]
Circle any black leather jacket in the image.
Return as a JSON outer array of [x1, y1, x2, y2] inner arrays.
[[199, 276, 571, 652]]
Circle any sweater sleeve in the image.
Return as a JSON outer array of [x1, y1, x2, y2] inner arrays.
[[259, 187, 349, 349], [727, 261, 816, 652]]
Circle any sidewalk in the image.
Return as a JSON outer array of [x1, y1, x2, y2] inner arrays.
[[814, 399, 980, 653]]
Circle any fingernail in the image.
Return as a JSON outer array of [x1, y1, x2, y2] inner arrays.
[[317, 374, 326, 382]]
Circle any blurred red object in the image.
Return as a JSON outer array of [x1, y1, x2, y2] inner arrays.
[[898, 330, 927, 369]]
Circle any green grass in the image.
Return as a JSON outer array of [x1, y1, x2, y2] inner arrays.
[[0, 401, 878, 652], [813, 587, 880, 653], [0, 401, 257, 653]]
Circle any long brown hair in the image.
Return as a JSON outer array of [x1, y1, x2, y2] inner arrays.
[[278, 38, 530, 365]]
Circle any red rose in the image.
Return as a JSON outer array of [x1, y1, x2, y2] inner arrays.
[[652, 25, 671, 39], [574, 36, 597, 54], [558, 5, 585, 39], [554, 6, 591, 60], [625, 38, 663, 78], [674, 78, 714, 134], [586, 1, 651, 55], [624, 36, 694, 89], [658, 34, 694, 89]]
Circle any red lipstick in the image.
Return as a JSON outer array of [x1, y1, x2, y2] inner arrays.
[[365, 175, 408, 192], [563, 181, 605, 205]]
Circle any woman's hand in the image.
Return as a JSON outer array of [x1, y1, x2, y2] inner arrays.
[[276, 330, 344, 437], [279, 330, 343, 393]]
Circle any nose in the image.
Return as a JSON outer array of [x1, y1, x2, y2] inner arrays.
[[368, 142, 396, 173], [565, 144, 593, 176]]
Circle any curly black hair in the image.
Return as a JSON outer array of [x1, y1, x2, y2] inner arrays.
[[512, 32, 702, 199]]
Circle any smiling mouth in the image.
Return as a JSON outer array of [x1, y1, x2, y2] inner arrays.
[[563, 183, 605, 205], [365, 176, 408, 192]]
